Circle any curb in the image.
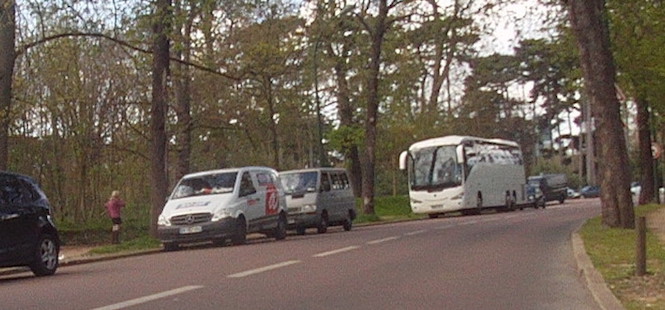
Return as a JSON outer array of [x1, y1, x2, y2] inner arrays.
[[571, 230, 625, 310], [0, 248, 163, 277]]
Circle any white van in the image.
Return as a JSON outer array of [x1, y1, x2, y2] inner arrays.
[[279, 168, 356, 235], [157, 167, 288, 251]]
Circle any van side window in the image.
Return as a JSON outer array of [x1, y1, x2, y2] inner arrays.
[[330, 173, 342, 190], [239, 172, 257, 197], [339, 172, 350, 189], [320, 172, 331, 192]]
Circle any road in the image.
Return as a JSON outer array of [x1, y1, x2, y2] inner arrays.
[[0, 199, 601, 310]]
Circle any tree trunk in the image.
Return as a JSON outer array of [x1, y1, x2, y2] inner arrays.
[[0, 0, 16, 170], [173, 1, 195, 182], [265, 76, 280, 170], [636, 97, 654, 205], [333, 53, 362, 197], [150, 0, 172, 237], [361, 0, 389, 215], [567, 0, 634, 228]]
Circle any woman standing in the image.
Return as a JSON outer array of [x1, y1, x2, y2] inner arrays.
[[105, 190, 126, 244]]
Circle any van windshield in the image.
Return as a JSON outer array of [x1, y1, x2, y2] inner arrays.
[[171, 172, 238, 199], [280, 172, 318, 194]]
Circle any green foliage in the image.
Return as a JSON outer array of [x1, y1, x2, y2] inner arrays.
[[354, 195, 420, 223], [327, 125, 363, 155], [529, 157, 583, 188]]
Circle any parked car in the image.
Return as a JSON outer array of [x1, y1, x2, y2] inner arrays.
[[567, 187, 580, 199], [580, 185, 601, 198], [157, 167, 288, 251], [528, 174, 568, 204], [631, 182, 641, 198], [280, 168, 356, 235], [526, 183, 545, 209], [0, 171, 60, 276]]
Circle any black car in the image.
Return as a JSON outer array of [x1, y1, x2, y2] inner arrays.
[[0, 171, 60, 276], [526, 183, 546, 209]]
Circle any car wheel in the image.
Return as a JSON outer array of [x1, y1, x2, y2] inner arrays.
[[163, 242, 180, 251], [428, 214, 439, 219], [296, 226, 306, 235], [29, 234, 59, 276], [274, 215, 287, 240], [317, 213, 328, 234], [231, 217, 247, 245], [343, 212, 353, 231]]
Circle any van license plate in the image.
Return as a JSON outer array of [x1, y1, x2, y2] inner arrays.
[[179, 226, 202, 234]]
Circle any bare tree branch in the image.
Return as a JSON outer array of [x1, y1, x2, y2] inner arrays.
[[16, 32, 241, 81]]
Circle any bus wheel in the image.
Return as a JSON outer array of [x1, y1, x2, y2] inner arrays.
[[428, 214, 439, 219], [504, 195, 514, 212], [475, 194, 483, 215]]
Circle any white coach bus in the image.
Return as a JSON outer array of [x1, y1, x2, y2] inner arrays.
[[399, 135, 528, 217]]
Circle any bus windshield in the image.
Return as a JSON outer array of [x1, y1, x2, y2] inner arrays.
[[410, 145, 463, 191]]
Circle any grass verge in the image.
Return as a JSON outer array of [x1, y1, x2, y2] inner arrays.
[[354, 195, 424, 223], [580, 204, 665, 309], [88, 236, 162, 255]]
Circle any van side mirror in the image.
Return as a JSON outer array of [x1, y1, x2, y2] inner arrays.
[[399, 151, 408, 170], [456, 145, 465, 164]]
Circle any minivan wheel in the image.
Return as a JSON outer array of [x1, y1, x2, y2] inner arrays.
[[274, 215, 287, 240], [29, 234, 59, 276], [317, 214, 328, 234], [232, 218, 247, 245]]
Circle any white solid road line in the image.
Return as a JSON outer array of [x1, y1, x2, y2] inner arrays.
[[91, 285, 204, 310], [366, 236, 400, 245], [227, 260, 301, 278], [312, 246, 361, 258]]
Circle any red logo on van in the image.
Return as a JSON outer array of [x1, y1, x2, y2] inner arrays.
[[265, 183, 279, 215]]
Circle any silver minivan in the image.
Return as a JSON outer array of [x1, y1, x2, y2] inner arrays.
[[280, 168, 356, 235]]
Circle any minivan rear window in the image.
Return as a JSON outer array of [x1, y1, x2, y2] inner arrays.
[[281, 172, 318, 194], [171, 172, 238, 199]]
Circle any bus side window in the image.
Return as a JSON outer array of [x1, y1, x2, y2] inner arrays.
[[320, 172, 331, 192]]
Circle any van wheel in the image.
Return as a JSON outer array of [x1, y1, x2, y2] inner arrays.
[[274, 215, 287, 240], [29, 234, 59, 276], [317, 213, 328, 234], [232, 217, 247, 245], [343, 212, 353, 231]]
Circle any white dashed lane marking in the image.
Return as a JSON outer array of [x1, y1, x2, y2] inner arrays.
[[366, 236, 400, 245], [404, 229, 427, 236], [91, 285, 204, 310], [227, 260, 301, 278], [312, 246, 361, 258]]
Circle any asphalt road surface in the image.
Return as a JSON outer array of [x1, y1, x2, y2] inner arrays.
[[0, 199, 601, 310]]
